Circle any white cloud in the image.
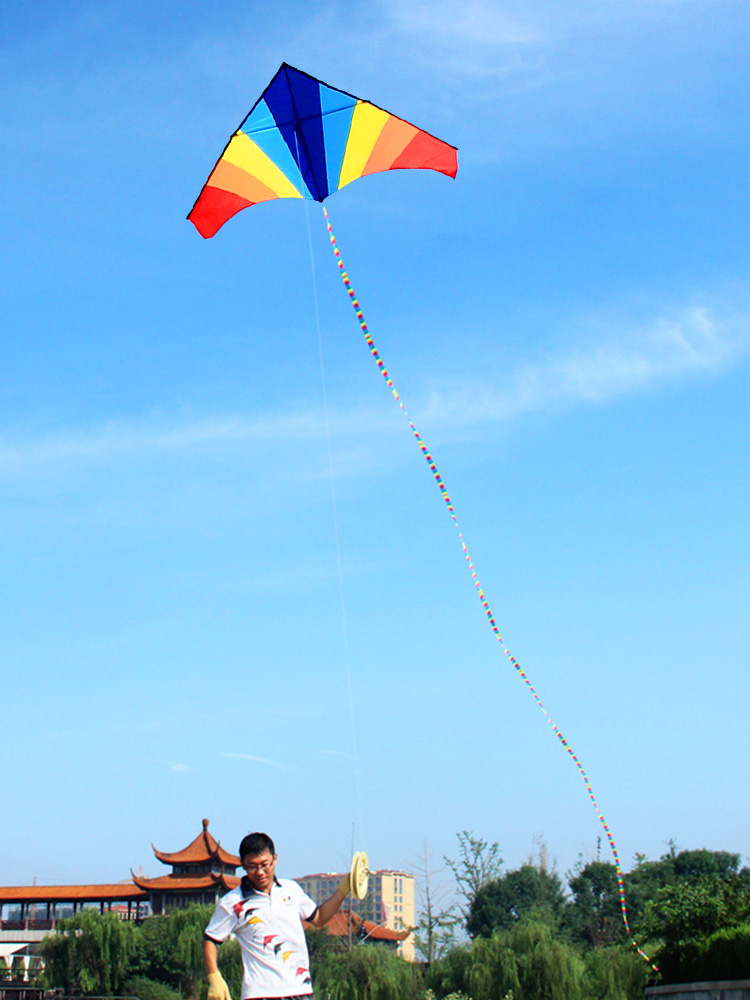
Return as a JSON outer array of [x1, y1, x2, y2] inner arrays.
[[423, 302, 750, 429], [0, 405, 397, 478], [0, 301, 746, 491], [386, 0, 539, 47], [221, 753, 295, 770], [168, 762, 190, 772]]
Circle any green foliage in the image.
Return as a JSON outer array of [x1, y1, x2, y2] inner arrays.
[[467, 866, 566, 938], [215, 937, 243, 1000], [10, 955, 26, 981], [412, 848, 460, 965], [671, 849, 742, 880], [444, 831, 503, 920], [41, 910, 137, 995], [429, 921, 584, 1000], [133, 905, 215, 996], [623, 847, 746, 933], [464, 932, 520, 1000], [566, 862, 626, 948], [683, 922, 750, 981], [641, 873, 750, 948], [581, 945, 650, 1000], [306, 925, 345, 967], [27, 955, 44, 986], [509, 922, 584, 1000], [641, 876, 750, 982], [0, 955, 10, 978], [414, 897, 459, 965], [124, 976, 184, 1000], [425, 941, 474, 999], [313, 943, 421, 1000], [425, 989, 515, 1000]]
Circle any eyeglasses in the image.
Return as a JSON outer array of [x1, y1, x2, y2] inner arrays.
[[245, 859, 274, 873]]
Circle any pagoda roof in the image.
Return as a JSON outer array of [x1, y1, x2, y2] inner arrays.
[[132, 871, 240, 892], [152, 818, 240, 868], [0, 883, 148, 904], [306, 909, 409, 942]]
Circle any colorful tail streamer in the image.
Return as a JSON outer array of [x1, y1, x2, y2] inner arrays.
[[322, 204, 658, 973]]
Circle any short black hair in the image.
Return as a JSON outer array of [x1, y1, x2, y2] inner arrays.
[[239, 832, 275, 862]]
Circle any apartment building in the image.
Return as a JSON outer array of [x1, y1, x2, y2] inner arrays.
[[297, 869, 415, 960]]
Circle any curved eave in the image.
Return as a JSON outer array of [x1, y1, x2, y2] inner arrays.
[[152, 828, 239, 868], [309, 909, 409, 942], [132, 871, 240, 892]]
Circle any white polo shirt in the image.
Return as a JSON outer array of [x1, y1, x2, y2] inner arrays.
[[205, 877, 317, 999]]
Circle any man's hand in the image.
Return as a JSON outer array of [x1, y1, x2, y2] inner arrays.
[[337, 872, 351, 897], [207, 971, 232, 1000]]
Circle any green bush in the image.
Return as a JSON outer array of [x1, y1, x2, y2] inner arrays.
[[41, 911, 137, 995], [582, 944, 650, 1000], [313, 943, 421, 1000], [427, 921, 584, 1000], [124, 976, 184, 1000], [659, 922, 750, 983]]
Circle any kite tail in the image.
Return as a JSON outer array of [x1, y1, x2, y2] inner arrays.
[[322, 204, 658, 974]]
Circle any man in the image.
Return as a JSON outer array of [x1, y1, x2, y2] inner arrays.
[[204, 832, 351, 1000]]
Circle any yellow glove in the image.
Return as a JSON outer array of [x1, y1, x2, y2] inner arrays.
[[207, 972, 232, 1000], [337, 872, 352, 896]]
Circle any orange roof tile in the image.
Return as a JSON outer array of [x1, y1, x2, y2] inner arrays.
[[152, 818, 240, 868], [132, 872, 240, 892], [0, 884, 148, 903], [305, 909, 408, 942]]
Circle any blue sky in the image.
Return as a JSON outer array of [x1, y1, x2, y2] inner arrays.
[[1, 0, 749, 900]]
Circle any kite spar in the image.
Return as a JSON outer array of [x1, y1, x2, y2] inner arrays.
[[188, 63, 656, 972]]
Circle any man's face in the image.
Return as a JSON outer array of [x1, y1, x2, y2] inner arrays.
[[242, 850, 277, 893]]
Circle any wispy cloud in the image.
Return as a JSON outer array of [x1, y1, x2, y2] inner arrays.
[[221, 753, 295, 771], [386, 0, 540, 49], [0, 302, 746, 490], [168, 762, 190, 772], [423, 302, 750, 430]]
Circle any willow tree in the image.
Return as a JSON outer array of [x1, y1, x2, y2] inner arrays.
[[42, 910, 137, 995]]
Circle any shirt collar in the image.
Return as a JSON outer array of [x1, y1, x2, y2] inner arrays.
[[240, 875, 281, 897]]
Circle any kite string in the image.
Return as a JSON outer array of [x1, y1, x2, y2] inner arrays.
[[321, 203, 657, 973], [301, 196, 364, 846]]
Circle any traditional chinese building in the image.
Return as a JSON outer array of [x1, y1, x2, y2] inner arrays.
[[132, 818, 240, 914]]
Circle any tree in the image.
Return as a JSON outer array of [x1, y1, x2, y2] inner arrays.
[[566, 861, 626, 947], [467, 865, 566, 939], [412, 843, 459, 965], [624, 846, 748, 935], [671, 848, 742, 881], [134, 903, 218, 995], [641, 873, 750, 948], [312, 943, 421, 1000], [428, 920, 585, 1000], [444, 831, 503, 923], [581, 944, 650, 1000], [639, 873, 750, 982], [41, 910, 137, 995]]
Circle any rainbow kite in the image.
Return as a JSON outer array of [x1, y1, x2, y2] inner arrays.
[[188, 63, 458, 238]]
